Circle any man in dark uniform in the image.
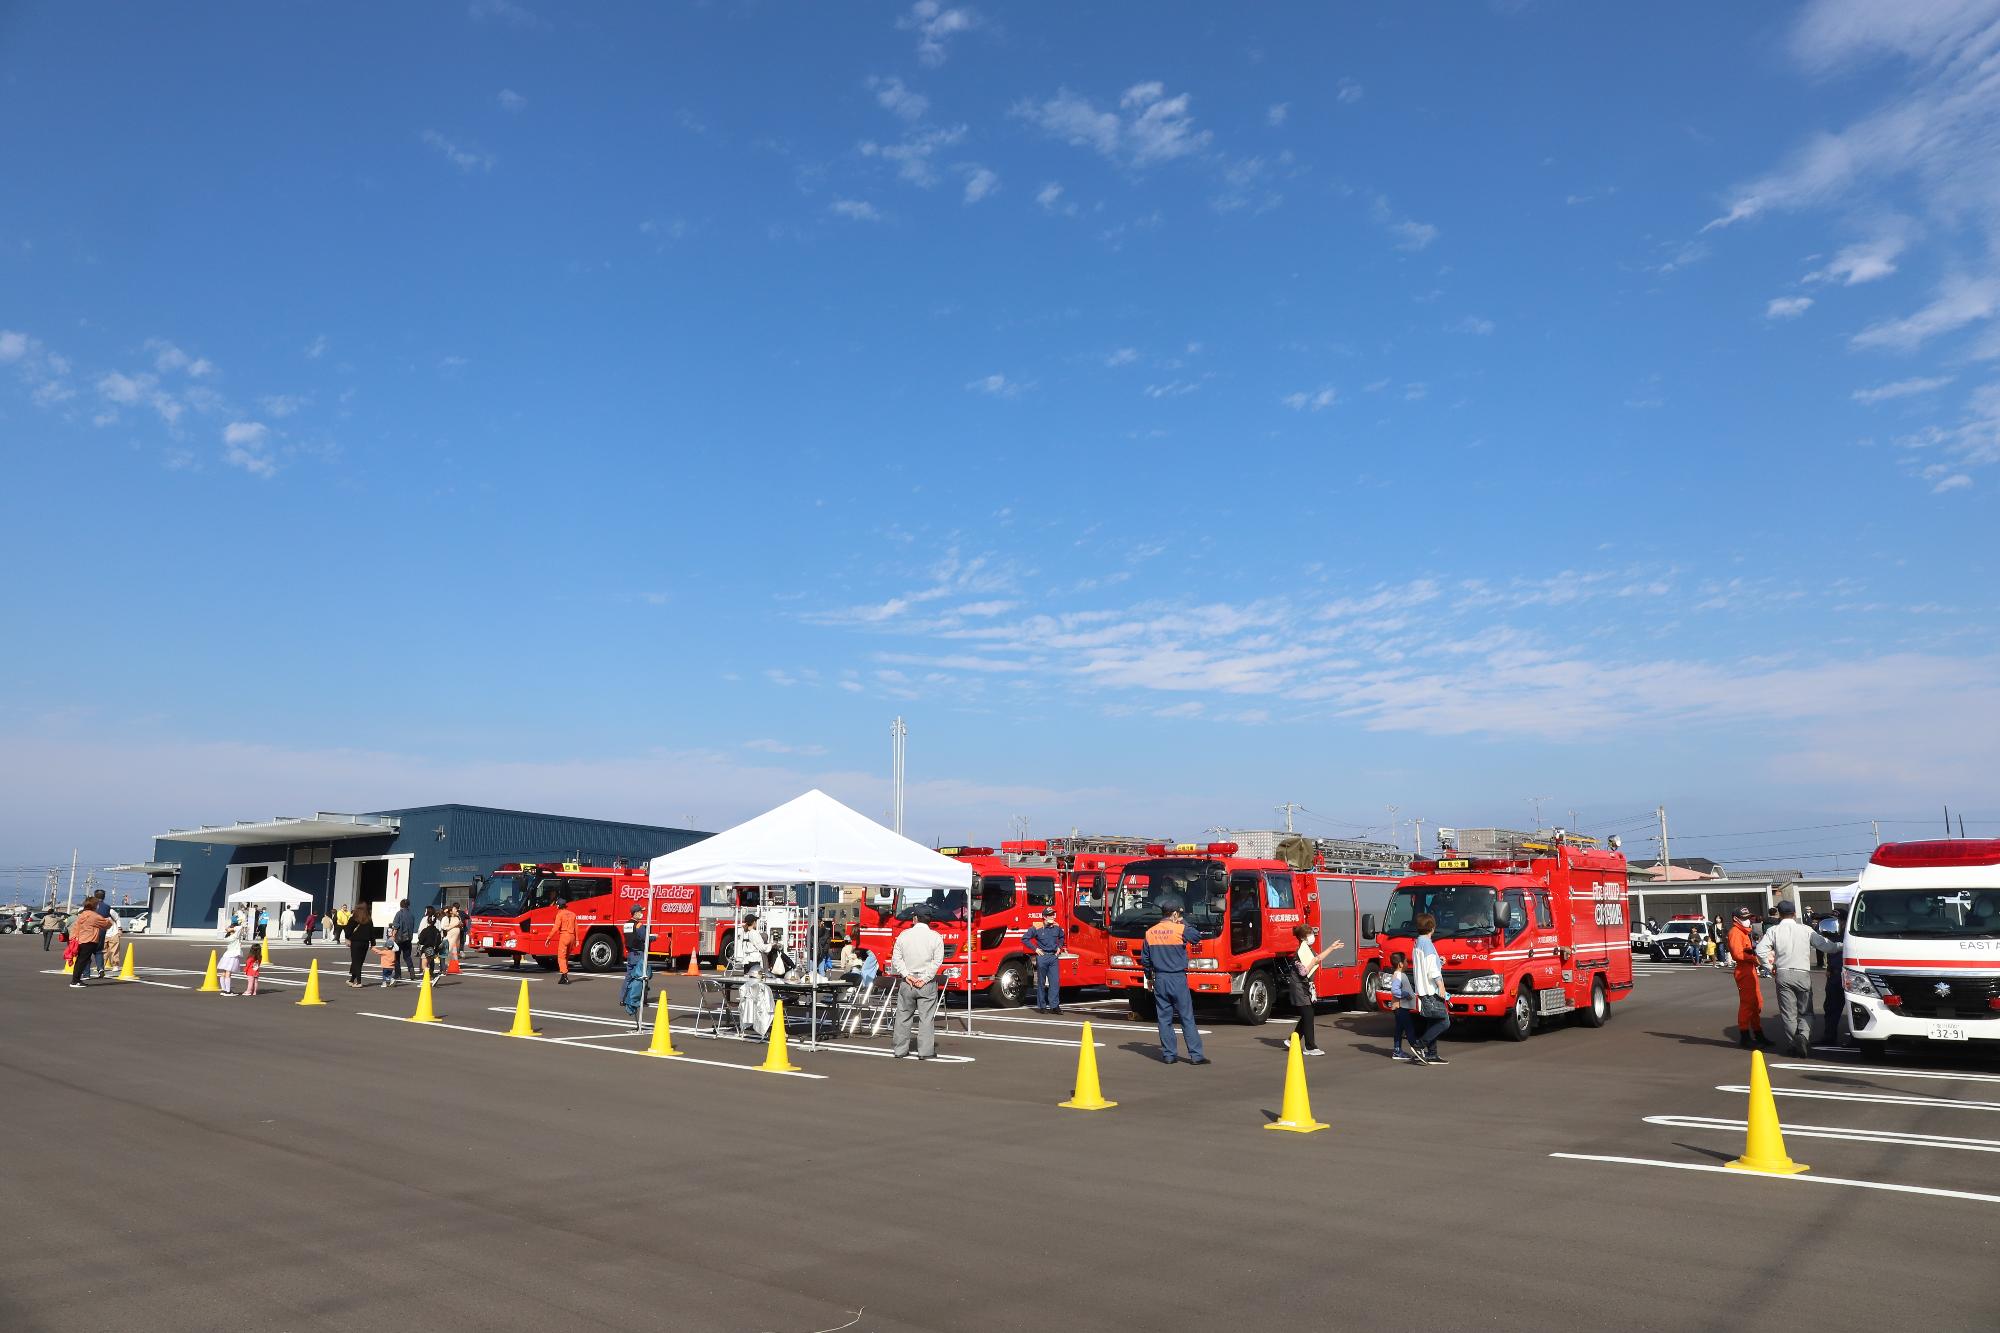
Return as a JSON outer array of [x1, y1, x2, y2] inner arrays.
[[1817, 907, 1846, 1046], [1142, 897, 1207, 1065], [1023, 907, 1065, 1014]]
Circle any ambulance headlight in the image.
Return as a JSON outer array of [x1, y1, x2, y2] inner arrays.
[[1460, 972, 1503, 995], [1189, 958, 1219, 970], [1112, 954, 1136, 968], [1842, 967, 1879, 998]]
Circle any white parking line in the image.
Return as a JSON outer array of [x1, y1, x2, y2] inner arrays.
[[1550, 1152, 2000, 1204], [1643, 1115, 2000, 1153], [1766, 1062, 2000, 1086], [1715, 1084, 2000, 1112], [487, 1005, 979, 1063], [356, 1013, 826, 1078]]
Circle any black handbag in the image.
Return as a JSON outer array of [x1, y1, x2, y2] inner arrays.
[[1418, 993, 1449, 1020]]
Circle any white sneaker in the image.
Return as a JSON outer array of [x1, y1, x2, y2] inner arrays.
[[1303, 1047, 1326, 1056]]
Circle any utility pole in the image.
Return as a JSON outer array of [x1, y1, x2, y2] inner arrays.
[[889, 716, 908, 835], [1871, 820, 1880, 846], [1385, 805, 1401, 851], [1275, 801, 1303, 834], [1656, 805, 1671, 879], [1568, 809, 1580, 834], [1528, 795, 1553, 831], [1413, 816, 1425, 856], [66, 850, 77, 910]]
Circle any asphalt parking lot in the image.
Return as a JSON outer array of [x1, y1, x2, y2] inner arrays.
[[5, 938, 1995, 1332]]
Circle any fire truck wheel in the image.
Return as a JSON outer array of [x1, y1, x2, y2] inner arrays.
[[1578, 977, 1608, 1028], [987, 959, 1030, 1008], [1127, 992, 1158, 1021], [581, 931, 621, 973], [1234, 969, 1275, 1026], [1350, 963, 1380, 1012], [1500, 985, 1535, 1041], [534, 956, 559, 971]]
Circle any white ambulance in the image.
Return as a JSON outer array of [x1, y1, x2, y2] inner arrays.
[[1842, 840, 2000, 1058]]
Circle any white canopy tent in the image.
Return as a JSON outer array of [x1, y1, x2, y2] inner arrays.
[[648, 789, 973, 1047], [225, 878, 312, 907]]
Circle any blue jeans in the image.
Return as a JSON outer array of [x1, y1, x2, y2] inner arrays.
[[621, 965, 646, 1015], [1392, 1008, 1415, 1052], [1154, 977, 1202, 1060], [1034, 955, 1060, 1009], [1417, 1004, 1450, 1054]]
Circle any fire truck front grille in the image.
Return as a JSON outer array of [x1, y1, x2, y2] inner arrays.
[[1873, 973, 2000, 1019]]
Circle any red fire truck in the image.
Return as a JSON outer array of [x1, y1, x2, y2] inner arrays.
[[1101, 843, 1405, 1024], [468, 861, 700, 971], [855, 838, 1142, 1006], [1375, 834, 1633, 1039]]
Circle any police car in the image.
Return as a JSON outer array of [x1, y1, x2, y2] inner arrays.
[[1648, 917, 1707, 961]]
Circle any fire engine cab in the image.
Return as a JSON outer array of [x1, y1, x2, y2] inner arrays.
[[1842, 839, 2000, 1058], [1377, 833, 1632, 1040], [468, 861, 699, 971]]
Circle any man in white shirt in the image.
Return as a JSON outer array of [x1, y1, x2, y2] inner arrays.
[[1756, 901, 1833, 1058], [890, 906, 946, 1060], [734, 916, 771, 975]]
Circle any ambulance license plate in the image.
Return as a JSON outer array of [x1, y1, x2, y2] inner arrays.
[[1929, 1023, 1968, 1041]]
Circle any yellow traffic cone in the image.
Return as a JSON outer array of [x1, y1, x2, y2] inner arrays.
[[645, 996, 681, 1057], [297, 958, 327, 1006], [1726, 1049, 1808, 1175], [198, 950, 221, 993], [758, 1000, 800, 1073], [1264, 1033, 1329, 1134], [117, 945, 137, 982], [409, 967, 440, 1023], [1059, 1022, 1117, 1110], [260, 939, 271, 966], [505, 979, 539, 1036]]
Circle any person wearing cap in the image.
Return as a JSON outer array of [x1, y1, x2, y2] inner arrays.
[[1726, 906, 1767, 1049], [890, 905, 945, 1060], [1141, 898, 1208, 1065], [1756, 900, 1834, 1058], [1022, 908, 1066, 1014]]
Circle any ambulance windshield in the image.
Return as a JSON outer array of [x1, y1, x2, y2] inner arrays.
[[1107, 860, 1227, 936], [1383, 884, 1501, 939], [1851, 889, 2000, 940]]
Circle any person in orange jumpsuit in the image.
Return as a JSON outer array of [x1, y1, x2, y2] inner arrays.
[[551, 898, 579, 985], [1727, 905, 1766, 1049]]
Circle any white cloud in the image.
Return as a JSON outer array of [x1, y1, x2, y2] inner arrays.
[[1012, 82, 1212, 168], [1336, 78, 1364, 104], [1933, 472, 1973, 492], [1142, 379, 1202, 399], [260, 394, 307, 417], [1282, 386, 1337, 411], [97, 370, 155, 405], [965, 372, 1025, 397], [961, 165, 999, 203], [304, 335, 328, 360], [869, 75, 928, 122], [1852, 275, 2000, 350], [744, 738, 829, 757], [1266, 102, 1289, 127], [421, 130, 495, 173], [147, 340, 213, 376], [1451, 315, 1496, 335], [0, 330, 26, 363], [1035, 181, 1075, 215], [1766, 295, 1815, 319], [497, 88, 527, 112], [1852, 375, 1954, 403], [1104, 347, 1139, 367], [829, 198, 882, 222], [468, 0, 538, 27], [1404, 382, 1428, 401], [1805, 222, 1915, 285], [1389, 219, 1438, 251], [859, 123, 967, 187], [221, 421, 275, 478], [897, 1, 978, 68]]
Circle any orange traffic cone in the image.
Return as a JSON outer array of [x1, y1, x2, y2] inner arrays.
[[1059, 1022, 1116, 1110], [1726, 1050, 1808, 1175], [684, 950, 701, 976], [1264, 1033, 1329, 1134], [446, 954, 461, 975]]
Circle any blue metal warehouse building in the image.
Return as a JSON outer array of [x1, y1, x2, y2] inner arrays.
[[133, 805, 709, 933]]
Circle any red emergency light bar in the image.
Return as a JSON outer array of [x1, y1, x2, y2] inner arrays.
[[1869, 839, 2000, 868], [1000, 840, 1049, 854], [938, 846, 994, 858], [1143, 842, 1240, 857]]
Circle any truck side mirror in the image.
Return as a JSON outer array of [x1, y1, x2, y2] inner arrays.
[[1360, 913, 1377, 940]]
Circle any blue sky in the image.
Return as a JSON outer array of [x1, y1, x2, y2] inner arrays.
[[3, 1, 1996, 875]]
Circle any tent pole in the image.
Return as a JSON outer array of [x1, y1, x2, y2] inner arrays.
[[808, 880, 820, 1051], [638, 881, 655, 1033]]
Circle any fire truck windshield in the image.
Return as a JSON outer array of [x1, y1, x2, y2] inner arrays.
[[1108, 860, 1226, 936], [878, 887, 970, 923], [473, 873, 532, 916], [1383, 884, 1501, 939], [1852, 889, 2000, 939]]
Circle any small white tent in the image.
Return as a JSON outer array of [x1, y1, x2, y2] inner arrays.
[[647, 789, 971, 891], [226, 877, 312, 907]]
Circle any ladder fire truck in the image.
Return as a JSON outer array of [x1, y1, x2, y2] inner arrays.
[[1101, 841, 1406, 1024], [1375, 831, 1633, 1039], [468, 861, 700, 971]]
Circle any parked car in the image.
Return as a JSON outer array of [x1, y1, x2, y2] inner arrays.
[[108, 904, 150, 935]]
